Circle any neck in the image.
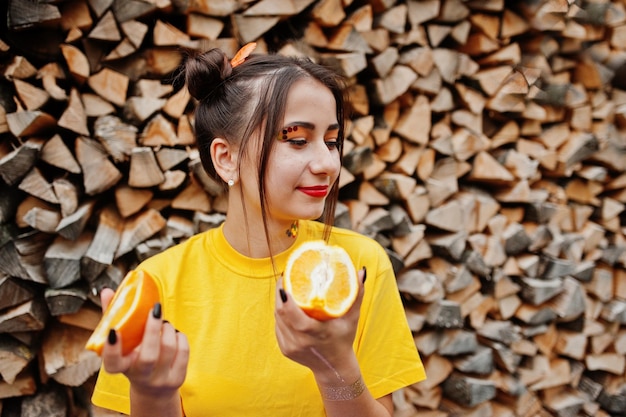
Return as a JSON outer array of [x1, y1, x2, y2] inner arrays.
[[222, 212, 298, 259]]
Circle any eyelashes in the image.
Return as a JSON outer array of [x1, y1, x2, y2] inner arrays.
[[277, 126, 339, 142]]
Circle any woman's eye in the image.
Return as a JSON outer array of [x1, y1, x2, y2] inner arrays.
[[325, 140, 339, 149], [286, 139, 307, 147]]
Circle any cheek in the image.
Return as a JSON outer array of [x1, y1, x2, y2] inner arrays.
[[266, 158, 301, 186]]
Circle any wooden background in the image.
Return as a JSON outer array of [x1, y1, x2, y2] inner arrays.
[[0, 0, 625, 416]]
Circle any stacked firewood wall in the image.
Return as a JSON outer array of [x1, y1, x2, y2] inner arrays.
[[0, 0, 625, 415]]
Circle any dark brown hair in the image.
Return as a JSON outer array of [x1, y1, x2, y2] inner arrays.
[[183, 48, 347, 243]]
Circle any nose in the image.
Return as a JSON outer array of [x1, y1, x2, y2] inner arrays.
[[309, 141, 339, 176]]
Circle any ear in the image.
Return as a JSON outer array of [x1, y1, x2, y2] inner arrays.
[[210, 138, 238, 184]]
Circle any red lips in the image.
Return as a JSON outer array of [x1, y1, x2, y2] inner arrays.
[[298, 185, 328, 198]]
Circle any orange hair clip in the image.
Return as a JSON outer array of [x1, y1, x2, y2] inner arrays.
[[230, 42, 257, 67]]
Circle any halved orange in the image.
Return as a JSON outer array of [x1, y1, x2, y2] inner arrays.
[[283, 240, 358, 321], [85, 269, 160, 356]]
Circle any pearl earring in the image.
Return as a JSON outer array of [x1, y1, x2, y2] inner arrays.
[[228, 179, 234, 187]]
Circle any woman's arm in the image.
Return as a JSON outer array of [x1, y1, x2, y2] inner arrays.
[[99, 289, 189, 417], [275, 270, 394, 417], [129, 387, 183, 417], [312, 353, 393, 417]]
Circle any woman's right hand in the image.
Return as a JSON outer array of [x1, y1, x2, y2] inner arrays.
[[98, 288, 190, 401]]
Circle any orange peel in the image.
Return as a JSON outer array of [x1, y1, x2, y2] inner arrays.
[[85, 270, 160, 356]]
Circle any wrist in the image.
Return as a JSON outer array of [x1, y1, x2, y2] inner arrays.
[[130, 387, 182, 416], [311, 350, 360, 386], [318, 374, 366, 401]]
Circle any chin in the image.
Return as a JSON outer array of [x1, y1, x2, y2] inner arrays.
[[274, 200, 326, 222], [293, 208, 325, 221]]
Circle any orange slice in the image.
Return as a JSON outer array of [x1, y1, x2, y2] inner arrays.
[[283, 240, 358, 321], [85, 269, 160, 356]]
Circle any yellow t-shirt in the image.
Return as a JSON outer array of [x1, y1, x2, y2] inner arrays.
[[91, 220, 426, 416]]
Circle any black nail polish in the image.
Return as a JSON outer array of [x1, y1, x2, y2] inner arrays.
[[362, 266, 367, 284], [152, 302, 162, 319], [108, 329, 117, 345], [279, 289, 288, 303]]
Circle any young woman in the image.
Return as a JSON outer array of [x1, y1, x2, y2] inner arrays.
[[91, 46, 426, 417]]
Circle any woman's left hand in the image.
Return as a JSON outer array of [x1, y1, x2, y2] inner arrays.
[[274, 268, 366, 381]]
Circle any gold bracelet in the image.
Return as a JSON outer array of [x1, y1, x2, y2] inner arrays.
[[319, 376, 366, 401]]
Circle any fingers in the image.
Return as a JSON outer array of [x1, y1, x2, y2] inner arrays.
[[275, 276, 285, 311], [141, 314, 189, 389], [274, 283, 306, 359], [144, 321, 188, 387], [135, 303, 165, 369], [100, 288, 115, 312], [170, 331, 190, 386], [275, 278, 312, 327], [275, 276, 294, 318], [102, 303, 190, 389], [101, 329, 134, 374], [346, 266, 366, 317]]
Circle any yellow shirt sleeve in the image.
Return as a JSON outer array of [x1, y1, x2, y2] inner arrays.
[[91, 370, 131, 414], [340, 231, 426, 399]]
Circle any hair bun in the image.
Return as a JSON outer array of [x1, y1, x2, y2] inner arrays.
[[184, 49, 232, 101]]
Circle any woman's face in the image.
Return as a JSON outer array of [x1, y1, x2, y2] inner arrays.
[[241, 77, 341, 224]]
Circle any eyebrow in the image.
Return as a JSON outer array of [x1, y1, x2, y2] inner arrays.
[[283, 121, 340, 132]]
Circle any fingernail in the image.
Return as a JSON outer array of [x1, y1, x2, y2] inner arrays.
[[279, 288, 288, 303], [152, 302, 162, 319], [362, 266, 367, 284], [108, 329, 117, 345]]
